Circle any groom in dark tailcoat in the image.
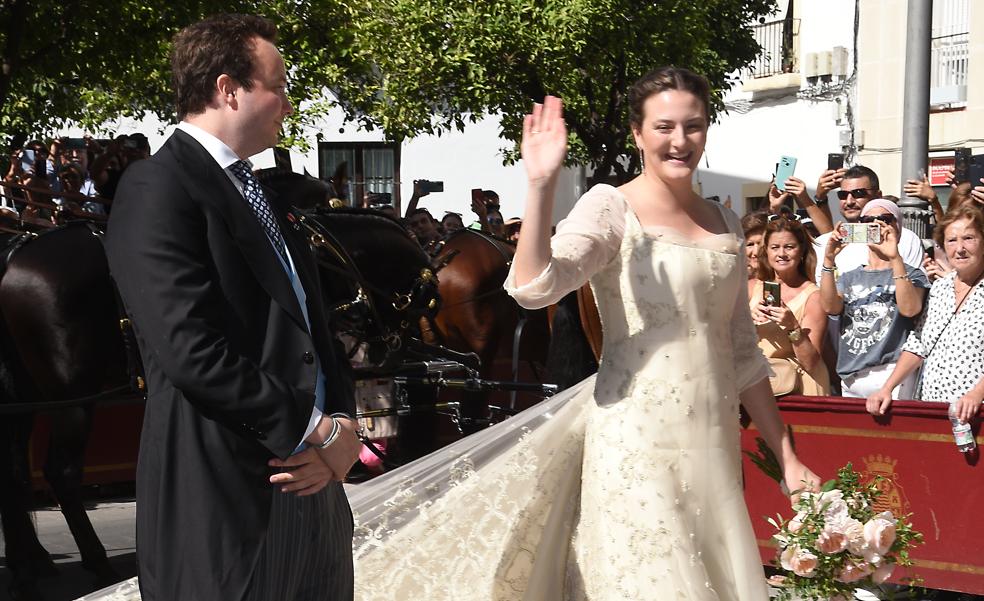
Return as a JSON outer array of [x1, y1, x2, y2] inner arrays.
[[106, 14, 361, 601]]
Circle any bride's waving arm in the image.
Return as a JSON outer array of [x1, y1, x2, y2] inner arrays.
[[513, 96, 569, 287], [506, 96, 623, 308]]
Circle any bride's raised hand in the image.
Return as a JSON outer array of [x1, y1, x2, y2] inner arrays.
[[521, 95, 567, 187]]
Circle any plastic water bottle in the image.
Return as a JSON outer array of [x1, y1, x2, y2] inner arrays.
[[948, 403, 977, 453]]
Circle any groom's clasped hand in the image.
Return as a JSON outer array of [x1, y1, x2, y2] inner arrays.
[[269, 416, 363, 495]]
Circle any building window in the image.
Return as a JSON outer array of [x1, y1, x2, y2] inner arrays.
[[319, 142, 398, 207], [930, 0, 969, 108]]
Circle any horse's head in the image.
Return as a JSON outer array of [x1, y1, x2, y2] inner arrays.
[[297, 208, 440, 365]]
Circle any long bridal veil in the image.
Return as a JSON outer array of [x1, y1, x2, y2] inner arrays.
[[76, 376, 594, 601], [351, 376, 593, 600]]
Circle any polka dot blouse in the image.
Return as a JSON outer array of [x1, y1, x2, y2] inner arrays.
[[903, 271, 984, 403]]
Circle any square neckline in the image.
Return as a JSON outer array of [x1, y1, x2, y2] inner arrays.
[[602, 184, 737, 249]]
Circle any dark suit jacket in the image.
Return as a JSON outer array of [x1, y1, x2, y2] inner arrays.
[[105, 130, 355, 601]]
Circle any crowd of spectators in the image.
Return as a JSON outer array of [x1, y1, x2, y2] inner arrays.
[[741, 154, 984, 423], [1, 133, 150, 223], [376, 180, 521, 253]]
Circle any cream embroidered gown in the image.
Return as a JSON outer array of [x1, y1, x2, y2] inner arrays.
[[348, 184, 771, 601], [76, 185, 771, 601]]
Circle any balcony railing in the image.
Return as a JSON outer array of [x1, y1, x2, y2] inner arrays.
[[747, 18, 799, 79], [930, 32, 969, 106]]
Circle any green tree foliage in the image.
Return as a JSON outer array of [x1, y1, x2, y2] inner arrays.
[[0, 0, 366, 150], [285, 0, 778, 182], [1, 0, 776, 182], [0, 1, 253, 144]]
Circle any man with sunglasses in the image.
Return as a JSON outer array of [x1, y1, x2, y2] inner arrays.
[[812, 165, 925, 282]]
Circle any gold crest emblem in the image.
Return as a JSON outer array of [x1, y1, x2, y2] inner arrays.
[[862, 454, 909, 516]]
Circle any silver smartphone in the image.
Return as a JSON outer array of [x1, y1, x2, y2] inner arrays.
[[841, 223, 881, 244]]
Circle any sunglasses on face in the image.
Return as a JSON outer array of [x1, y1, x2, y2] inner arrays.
[[858, 214, 897, 225], [837, 188, 875, 200], [487, 218, 504, 225]]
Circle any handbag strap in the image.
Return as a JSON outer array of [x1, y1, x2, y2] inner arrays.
[[923, 276, 982, 361]]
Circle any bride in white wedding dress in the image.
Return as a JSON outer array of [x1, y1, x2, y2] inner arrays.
[[77, 67, 819, 601]]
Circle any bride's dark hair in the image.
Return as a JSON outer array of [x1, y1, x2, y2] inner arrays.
[[628, 67, 711, 131]]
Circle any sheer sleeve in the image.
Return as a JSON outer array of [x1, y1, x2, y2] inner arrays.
[[504, 184, 625, 309], [720, 207, 771, 392]]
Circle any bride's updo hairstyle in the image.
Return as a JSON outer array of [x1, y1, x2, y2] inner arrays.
[[628, 67, 712, 131]]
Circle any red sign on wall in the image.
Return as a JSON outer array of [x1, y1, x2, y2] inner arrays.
[[930, 156, 955, 185]]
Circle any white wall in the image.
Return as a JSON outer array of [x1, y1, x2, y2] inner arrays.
[[700, 0, 857, 217], [699, 98, 843, 215], [65, 106, 587, 225]]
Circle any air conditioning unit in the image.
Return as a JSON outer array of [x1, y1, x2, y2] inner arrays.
[[804, 52, 819, 78], [817, 51, 833, 77], [839, 128, 863, 149], [832, 46, 850, 77]]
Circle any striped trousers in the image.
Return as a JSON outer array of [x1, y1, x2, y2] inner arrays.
[[245, 480, 354, 601]]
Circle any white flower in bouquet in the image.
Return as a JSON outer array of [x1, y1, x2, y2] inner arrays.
[[843, 518, 866, 555], [787, 510, 807, 533], [816, 524, 849, 554], [836, 559, 874, 583], [872, 562, 894, 584], [780, 546, 819, 578], [863, 511, 897, 556]]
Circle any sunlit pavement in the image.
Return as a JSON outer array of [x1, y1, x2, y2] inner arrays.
[[0, 499, 137, 601]]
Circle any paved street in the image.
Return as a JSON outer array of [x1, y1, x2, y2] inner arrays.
[[0, 499, 137, 601]]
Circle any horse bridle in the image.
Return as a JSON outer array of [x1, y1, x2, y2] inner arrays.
[[290, 210, 440, 359]]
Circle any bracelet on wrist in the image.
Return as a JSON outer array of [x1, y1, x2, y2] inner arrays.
[[317, 417, 341, 449], [892, 273, 909, 281], [821, 265, 836, 274]]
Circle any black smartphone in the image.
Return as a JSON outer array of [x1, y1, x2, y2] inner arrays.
[[968, 155, 984, 187], [65, 137, 86, 150], [762, 280, 782, 307], [827, 153, 845, 171], [954, 148, 972, 183]]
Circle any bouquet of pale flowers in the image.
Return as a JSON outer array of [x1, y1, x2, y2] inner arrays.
[[765, 462, 922, 600]]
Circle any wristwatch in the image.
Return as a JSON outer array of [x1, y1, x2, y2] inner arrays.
[[813, 195, 828, 207], [787, 328, 803, 343]]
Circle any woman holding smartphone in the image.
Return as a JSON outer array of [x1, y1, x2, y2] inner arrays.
[[748, 214, 830, 396], [820, 200, 929, 399]]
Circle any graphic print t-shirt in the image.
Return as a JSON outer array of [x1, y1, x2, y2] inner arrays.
[[836, 265, 929, 379]]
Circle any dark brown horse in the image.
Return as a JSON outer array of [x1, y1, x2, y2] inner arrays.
[[429, 229, 551, 415], [0, 223, 127, 601]]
